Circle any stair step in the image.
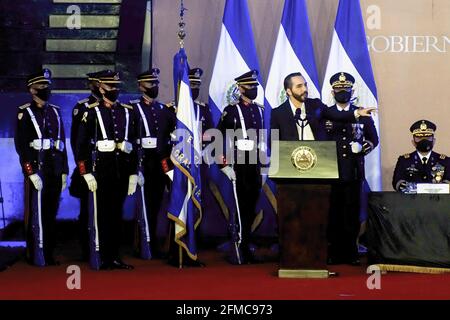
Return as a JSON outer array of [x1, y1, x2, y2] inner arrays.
[[46, 39, 116, 52], [49, 14, 119, 28], [52, 3, 121, 15], [43, 64, 115, 78], [53, 0, 122, 3], [47, 29, 118, 39], [44, 52, 115, 65], [47, 78, 95, 91]]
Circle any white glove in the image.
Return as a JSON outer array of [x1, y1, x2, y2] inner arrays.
[[166, 170, 174, 181], [61, 174, 67, 192], [221, 166, 236, 181], [128, 174, 138, 195], [83, 173, 97, 192], [350, 141, 363, 154], [29, 174, 43, 191], [137, 171, 145, 187]]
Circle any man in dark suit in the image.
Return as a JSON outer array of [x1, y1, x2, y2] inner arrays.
[[325, 72, 379, 266], [393, 120, 450, 192], [270, 72, 375, 141]]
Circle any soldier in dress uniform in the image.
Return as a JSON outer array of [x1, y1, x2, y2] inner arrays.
[[76, 70, 138, 270], [217, 70, 265, 264], [129, 68, 177, 259], [189, 67, 214, 211], [69, 71, 104, 261], [393, 120, 450, 191], [14, 69, 69, 266], [325, 72, 379, 266]]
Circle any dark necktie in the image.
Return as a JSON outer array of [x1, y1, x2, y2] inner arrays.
[[422, 157, 427, 165]]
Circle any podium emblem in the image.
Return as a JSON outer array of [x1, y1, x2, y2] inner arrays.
[[291, 146, 317, 172]]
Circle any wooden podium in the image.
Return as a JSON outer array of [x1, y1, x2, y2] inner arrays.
[[268, 141, 339, 278]]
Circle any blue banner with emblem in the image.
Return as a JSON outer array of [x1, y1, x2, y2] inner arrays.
[[167, 48, 202, 260]]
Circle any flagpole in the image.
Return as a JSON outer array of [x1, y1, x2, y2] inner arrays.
[[176, 0, 186, 269]]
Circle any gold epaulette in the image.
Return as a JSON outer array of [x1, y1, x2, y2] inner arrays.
[[440, 154, 447, 160], [402, 153, 410, 159], [49, 104, 60, 109], [122, 103, 133, 110], [195, 100, 206, 107], [166, 101, 175, 108], [87, 102, 99, 109], [77, 98, 89, 104], [18, 103, 31, 110], [255, 102, 265, 110]]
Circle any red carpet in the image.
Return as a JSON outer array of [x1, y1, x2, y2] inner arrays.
[[0, 251, 449, 300]]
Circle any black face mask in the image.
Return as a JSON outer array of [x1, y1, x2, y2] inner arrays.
[[35, 87, 51, 102], [92, 87, 102, 99], [103, 89, 119, 103], [145, 86, 159, 99], [243, 87, 258, 100], [191, 88, 200, 100], [416, 139, 433, 153], [334, 90, 352, 103]]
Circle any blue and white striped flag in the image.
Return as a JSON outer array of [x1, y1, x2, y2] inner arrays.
[[207, 0, 266, 228], [265, 0, 320, 109], [321, 0, 381, 191], [208, 0, 264, 124], [167, 48, 202, 260]]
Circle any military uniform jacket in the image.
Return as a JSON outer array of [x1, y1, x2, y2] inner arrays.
[[270, 98, 357, 141], [217, 99, 265, 166], [130, 97, 176, 162], [70, 94, 99, 162], [392, 151, 450, 190], [76, 100, 137, 178], [194, 100, 214, 148], [14, 101, 69, 177], [326, 104, 379, 181]]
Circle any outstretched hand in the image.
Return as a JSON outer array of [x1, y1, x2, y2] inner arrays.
[[357, 107, 377, 117]]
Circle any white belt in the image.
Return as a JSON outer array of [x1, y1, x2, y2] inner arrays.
[[29, 139, 65, 151], [137, 137, 157, 149], [96, 140, 133, 154]]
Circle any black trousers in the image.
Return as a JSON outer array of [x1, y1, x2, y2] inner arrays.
[[69, 168, 89, 259], [78, 192, 89, 260], [234, 164, 261, 257], [95, 168, 128, 264], [327, 180, 362, 261], [25, 174, 62, 263], [142, 155, 169, 255]]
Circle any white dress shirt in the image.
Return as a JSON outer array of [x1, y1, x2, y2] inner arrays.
[[289, 99, 315, 141]]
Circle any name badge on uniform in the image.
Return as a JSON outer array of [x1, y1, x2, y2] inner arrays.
[[237, 139, 254, 151], [119, 141, 133, 154], [96, 140, 116, 152], [141, 137, 157, 149]]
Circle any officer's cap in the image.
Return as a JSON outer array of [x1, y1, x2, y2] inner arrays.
[[86, 70, 104, 83], [330, 72, 355, 89], [96, 70, 122, 85], [137, 68, 160, 84], [27, 69, 52, 87], [235, 70, 259, 86], [189, 68, 203, 84], [410, 120, 436, 137]]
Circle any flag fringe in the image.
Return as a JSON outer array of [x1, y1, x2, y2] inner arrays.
[[373, 264, 450, 274]]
